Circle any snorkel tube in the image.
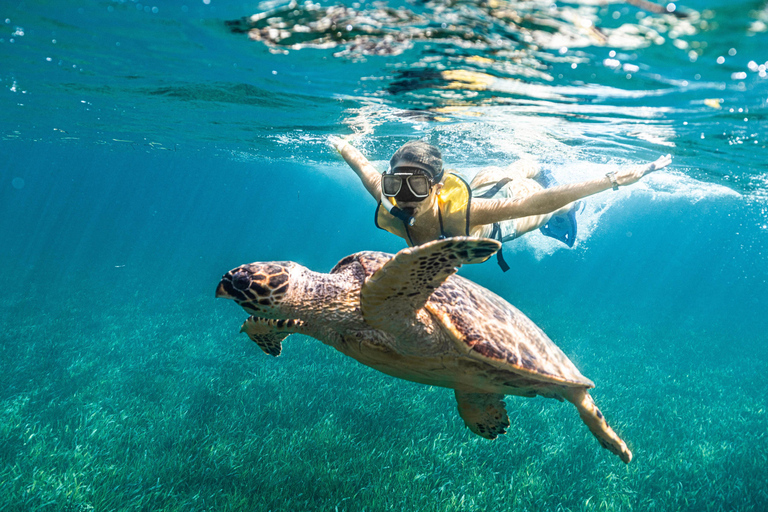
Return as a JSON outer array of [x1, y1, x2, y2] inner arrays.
[[380, 193, 415, 227]]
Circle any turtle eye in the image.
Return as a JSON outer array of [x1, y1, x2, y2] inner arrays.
[[232, 270, 251, 291]]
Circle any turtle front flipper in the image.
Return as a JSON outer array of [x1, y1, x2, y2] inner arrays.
[[563, 388, 633, 464], [361, 237, 500, 332], [240, 316, 305, 357], [454, 390, 510, 440]]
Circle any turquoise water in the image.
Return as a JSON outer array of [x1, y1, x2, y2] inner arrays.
[[1, 0, 767, 510]]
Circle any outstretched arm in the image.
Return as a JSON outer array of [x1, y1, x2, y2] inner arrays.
[[471, 154, 672, 226], [330, 136, 382, 200]]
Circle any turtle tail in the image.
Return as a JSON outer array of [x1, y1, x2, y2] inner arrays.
[[240, 316, 304, 357], [564, 388, 633, 464]]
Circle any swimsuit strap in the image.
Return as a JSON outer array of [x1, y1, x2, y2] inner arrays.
[[490, 223, 510, 272], [474, 177, 513, 271], [437, 203, 447, 240], [475, 177, 513, 199]]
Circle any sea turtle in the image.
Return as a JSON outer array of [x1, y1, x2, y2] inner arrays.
[[215, 237, 632, 463]]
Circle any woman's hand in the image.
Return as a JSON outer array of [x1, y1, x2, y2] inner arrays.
[[616, 154, 672, 186], [328, 135, 349, 153], [329, 136, 382, 200]]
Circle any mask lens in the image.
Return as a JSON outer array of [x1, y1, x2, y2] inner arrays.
[[381, 175, 402, 197], [407, 175, 430, 197]]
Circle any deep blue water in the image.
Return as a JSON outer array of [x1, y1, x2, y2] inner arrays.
[[1, 0, 767, 510]]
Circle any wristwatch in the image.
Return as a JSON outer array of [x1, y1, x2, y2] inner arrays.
[[606, 171, 619, 191]]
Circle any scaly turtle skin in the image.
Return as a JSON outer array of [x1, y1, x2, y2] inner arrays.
[[216, 237, 632, 463]]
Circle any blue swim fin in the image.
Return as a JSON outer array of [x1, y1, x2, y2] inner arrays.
[[535, 168, 578, 247]]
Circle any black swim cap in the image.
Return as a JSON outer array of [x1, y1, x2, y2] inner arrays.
[[389, 141, 444, 182]]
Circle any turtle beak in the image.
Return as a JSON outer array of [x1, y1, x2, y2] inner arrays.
[[215, 281, 230, 299], [216, 274, 239, 300], [217, 268, 255, 300]]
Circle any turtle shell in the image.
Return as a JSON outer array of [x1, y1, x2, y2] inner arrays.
[[338, 237, 592, 388], [426, 275, 593, 387]]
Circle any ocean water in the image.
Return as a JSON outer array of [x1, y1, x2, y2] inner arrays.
[[1, 0, 767, 510]]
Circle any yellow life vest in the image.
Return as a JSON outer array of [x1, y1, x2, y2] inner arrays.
[[374, 173, 471, 247]]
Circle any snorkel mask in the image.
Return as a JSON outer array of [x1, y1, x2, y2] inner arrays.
[[380, 141, 444, 225], [380, 169, 433, 226], [382, 169, 432, 202]]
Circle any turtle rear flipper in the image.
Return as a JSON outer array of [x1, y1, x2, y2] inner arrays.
[[454, 391, 510, 440], [563, 388, 633, 464], [240, 316, 305, 357], [360, 237, 500, 332]]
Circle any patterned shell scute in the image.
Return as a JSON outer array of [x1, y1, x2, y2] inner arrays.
[[429, 277, 593, 387]]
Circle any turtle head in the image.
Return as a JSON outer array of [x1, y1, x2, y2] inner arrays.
[[216, 261, 297, 318]]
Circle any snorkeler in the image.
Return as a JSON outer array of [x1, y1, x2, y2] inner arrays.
[[331, 137, 672, 270]]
